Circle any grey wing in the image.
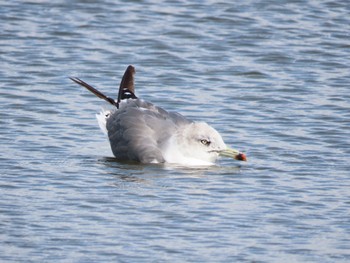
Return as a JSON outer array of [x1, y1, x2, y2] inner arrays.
[[106, 99, 191, 163]]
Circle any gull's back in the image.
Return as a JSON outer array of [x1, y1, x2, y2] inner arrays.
[[106, 98, 191, 163]]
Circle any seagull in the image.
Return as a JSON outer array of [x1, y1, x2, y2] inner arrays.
[[70, 65, 246, 165]]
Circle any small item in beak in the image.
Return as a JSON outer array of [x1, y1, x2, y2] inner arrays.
[[235, 153, 247, 161]]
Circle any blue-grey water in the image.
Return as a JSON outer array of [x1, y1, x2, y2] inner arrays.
[[1, 1, 350, 262]]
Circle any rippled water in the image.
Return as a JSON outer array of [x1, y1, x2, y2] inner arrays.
[[1, 1, 350, 262]]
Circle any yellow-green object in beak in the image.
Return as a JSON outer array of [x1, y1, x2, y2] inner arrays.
[[219, 148, 247, 161]]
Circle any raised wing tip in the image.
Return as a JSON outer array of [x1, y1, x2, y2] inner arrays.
[[126, 65, 135, 73], [69, 76, 82, 84], [69, 76, 118, 107], [118, 65, 137, 102]]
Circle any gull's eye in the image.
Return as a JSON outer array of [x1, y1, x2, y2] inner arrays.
[[200, 139, 211, 146]]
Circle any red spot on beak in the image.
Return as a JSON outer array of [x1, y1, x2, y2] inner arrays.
[[236, 153, 247, 161]]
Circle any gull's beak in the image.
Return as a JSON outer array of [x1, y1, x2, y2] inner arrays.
[[219, 148, 247, 162]]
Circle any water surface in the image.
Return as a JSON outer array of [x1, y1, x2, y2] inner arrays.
[[1, 1, 350, 262]]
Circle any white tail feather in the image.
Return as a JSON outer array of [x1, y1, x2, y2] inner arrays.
[[96, 110, 111, 135]]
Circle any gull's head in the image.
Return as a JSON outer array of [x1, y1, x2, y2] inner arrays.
[[178, 122, 247, 164]]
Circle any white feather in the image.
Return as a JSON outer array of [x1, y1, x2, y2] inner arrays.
[[96, 109, 111, 135]]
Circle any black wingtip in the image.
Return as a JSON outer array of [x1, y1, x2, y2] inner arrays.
[[117, 65, 138, 104], [69, 76, 118, 107]]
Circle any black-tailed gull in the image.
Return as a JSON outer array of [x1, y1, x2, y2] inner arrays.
[[70, 65, 247, 165]]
